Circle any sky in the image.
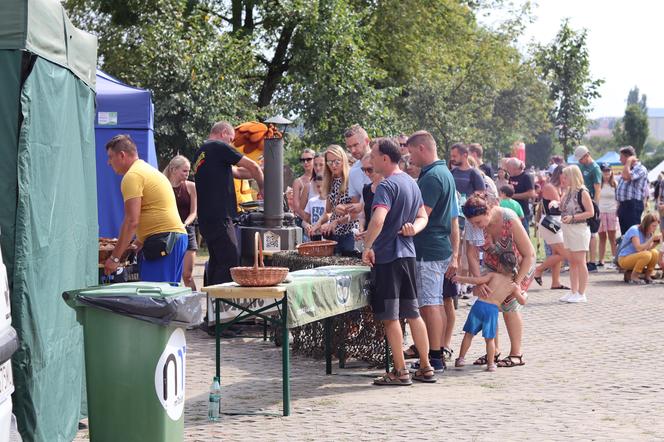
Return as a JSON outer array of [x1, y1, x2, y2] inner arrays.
[[499, 0, 664, 118]]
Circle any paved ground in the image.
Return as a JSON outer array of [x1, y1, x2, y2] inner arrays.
[[76, 261, 664, 441]]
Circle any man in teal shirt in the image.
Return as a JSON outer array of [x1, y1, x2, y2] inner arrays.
[[574, 145, 601, 271], [407, 130, 460, 373]]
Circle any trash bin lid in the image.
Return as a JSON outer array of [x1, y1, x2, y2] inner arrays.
[[67, 282, 191, 299]]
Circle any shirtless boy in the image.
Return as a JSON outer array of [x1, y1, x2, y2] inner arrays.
[[452, 252, 527, 372]]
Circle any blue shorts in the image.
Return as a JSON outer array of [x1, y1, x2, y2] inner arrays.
[[462, 300, 499, 339], [139, 233, 188, 283]]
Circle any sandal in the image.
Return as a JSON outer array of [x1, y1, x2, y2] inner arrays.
[[533, 274, 543, 286], [403, 344, 419, 360], [412, 366, 437, 383], [628, 279, 645, 285], [472, 352, 501, 366], [455, 357, 465, 368], [550, 285, 569, 290], [373, 368, 412, 386], [441, 347, 454, 362], [486, 363, 497, 372], [496, 354, 525, 368]]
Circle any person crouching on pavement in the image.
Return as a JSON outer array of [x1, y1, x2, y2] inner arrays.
[[362, 138, 434, 386], [453, 252, 527, 372]]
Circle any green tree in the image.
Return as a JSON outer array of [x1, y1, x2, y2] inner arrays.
[[621, 104, 649, 156], [535, 19, 603, 158], [66, 0, 260, 163], [525, 132, 554, 169], [627, 86, 647, 112]]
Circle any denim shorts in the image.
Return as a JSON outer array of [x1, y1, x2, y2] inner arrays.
[[415, 258, 451, 307]]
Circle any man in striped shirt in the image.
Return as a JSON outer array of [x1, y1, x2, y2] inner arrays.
[[616, 146, 649, 235]]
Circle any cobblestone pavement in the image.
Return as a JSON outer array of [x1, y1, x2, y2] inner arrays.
[[76, 262, 664, 441]]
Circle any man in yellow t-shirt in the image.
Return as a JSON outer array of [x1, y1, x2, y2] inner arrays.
[[104, 134, 187, 282]]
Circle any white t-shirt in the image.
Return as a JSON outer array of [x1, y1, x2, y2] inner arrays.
[[598, 182, 617, 213], [348, 160, 371, 200], [304, 196, 326, 224]]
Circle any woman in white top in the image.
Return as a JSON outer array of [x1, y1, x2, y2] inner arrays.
[[597, 163, 618, 266]]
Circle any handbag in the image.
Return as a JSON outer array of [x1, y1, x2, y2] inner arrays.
[[541, 215, 561, 234], [142, 232, 179, 260]]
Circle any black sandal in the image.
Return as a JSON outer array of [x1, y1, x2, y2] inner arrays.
[[534, 275, 543, 286], [412, 366, 437, 383], [472, 353, 501, 366], [497, 354, 525, 367], [373, 368, 412, 386], [550, 285, 569, 290]]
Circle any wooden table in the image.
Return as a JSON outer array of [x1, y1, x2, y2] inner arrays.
[[202, 283, 292, 415]]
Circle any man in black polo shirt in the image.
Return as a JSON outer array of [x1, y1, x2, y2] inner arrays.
[[506, 158, 535, 234], [194, 121, 264, 285]]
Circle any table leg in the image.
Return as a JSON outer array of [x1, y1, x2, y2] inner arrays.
[[384, 337, 390, 373], [215, 299, 221, 379], [281, 297, 291, 416], [324, 317, 332, 375]]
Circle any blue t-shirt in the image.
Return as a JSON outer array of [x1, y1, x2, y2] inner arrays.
[[451, 167, 485, 197], [619, 225, 650, 257], [413, 160, 457, 261], [372, 172, 423, 264]]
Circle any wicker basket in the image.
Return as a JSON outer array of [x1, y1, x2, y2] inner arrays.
[[296, 239, 337, 257], [230, 233, 289, 287], [98, 239, 137, 265]]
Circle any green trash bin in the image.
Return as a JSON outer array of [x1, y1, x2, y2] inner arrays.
[[63, 282, 203, 442]]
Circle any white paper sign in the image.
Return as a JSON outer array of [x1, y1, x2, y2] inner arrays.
[[98, 111, 118, 126], [154, 328, 186, 420]]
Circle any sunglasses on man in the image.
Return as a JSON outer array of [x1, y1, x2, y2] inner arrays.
[[299, 157, 313, 163], [361, 167, 374, 174]]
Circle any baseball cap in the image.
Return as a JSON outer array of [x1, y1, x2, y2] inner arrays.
[[574, 146, 589, 161], [600, 162, 611, 171]]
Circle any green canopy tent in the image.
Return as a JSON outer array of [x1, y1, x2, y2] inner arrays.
[[0, 0, 97, 440]]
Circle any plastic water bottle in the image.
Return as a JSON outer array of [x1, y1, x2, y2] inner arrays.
[[207, 377, 221, 421]]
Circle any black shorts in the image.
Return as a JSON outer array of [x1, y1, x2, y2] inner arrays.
[[185, 224, 198, 251], [443, 276, 458, 299], [371, 257, 420, 321]]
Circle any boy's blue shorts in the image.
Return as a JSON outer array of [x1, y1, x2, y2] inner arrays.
[[462, 300, 499, 339]]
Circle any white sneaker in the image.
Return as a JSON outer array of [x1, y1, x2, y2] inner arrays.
[[566, 292, 587, 303], [559, 292, 574, 302]]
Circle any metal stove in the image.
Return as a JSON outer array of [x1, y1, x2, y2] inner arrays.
[[237, 129, 302, 264]]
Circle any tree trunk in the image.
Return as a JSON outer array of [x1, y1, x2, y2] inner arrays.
[[257, 22, 295, 108], [231, 0, 243, 33], [243, 0, 254, 32]]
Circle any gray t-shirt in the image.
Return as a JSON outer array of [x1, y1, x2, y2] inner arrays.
[[371, 172, 423, 264]]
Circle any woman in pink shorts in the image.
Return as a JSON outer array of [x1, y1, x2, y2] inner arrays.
[[598, 163, 618, 266]]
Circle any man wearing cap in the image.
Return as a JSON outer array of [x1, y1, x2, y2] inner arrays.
[[574, 146, 602, 272], [616, 146, 649, 235]]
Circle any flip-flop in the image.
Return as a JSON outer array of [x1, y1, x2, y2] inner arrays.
[[403, 344, 419, 360], [534, 275, 543, 286], [550, 285, 569, 290]]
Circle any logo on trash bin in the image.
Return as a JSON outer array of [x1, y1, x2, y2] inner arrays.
[[154, 328, 186, 420]]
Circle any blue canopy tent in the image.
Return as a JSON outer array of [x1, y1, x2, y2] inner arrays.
[[595, 151, 621, 165], [566, 154, 577, 164], [95, 70, 157, 237]]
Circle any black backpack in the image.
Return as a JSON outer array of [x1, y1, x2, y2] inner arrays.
[[577, 190, 600, 233]]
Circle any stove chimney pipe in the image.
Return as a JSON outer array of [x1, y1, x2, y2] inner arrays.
[[262, 137, 284, 228]]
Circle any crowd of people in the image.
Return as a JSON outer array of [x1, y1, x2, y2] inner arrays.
[[101, 121, 664, 386]]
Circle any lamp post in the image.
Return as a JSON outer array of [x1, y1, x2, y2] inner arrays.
[[264, 115, 293, 138]]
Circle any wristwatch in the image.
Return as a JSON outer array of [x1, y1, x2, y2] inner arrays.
[[110, 255, 120, 264]]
